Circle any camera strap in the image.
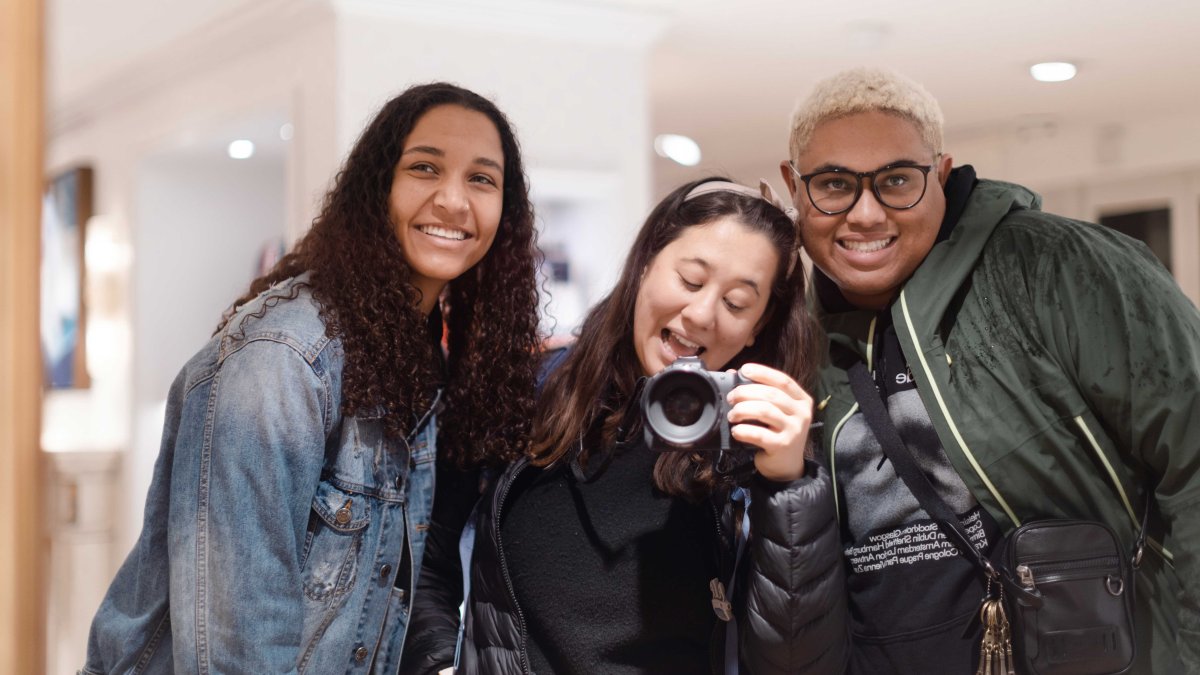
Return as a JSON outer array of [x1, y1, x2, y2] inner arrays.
[[569, 378, 646, 483]]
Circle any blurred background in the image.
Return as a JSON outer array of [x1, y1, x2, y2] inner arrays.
[[3, 0, 1199, 671]]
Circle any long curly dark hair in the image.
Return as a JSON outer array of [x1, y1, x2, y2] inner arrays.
[[531, 177, 818, 500], [219, 82, 541, 468]]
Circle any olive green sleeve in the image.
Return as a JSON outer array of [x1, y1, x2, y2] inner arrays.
[[1039, 223, 1200, 671]]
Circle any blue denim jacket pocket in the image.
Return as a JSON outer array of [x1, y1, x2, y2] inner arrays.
[[302, 482, 372, 603], [410, 433, 437, 467]]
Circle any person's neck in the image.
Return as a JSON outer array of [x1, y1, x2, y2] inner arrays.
[[415, 281, 445, 316], [842, 291, 894, 312]]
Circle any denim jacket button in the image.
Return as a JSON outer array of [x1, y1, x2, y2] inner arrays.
[[394, 475, 403, 490], [354, 645, 369, 662], [335, 504, 352, 525], [379, 564, 392, 583]]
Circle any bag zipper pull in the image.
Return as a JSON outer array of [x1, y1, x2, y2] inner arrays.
[[1016, 563, 1035, 591]]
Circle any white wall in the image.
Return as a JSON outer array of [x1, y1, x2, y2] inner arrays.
[[134, 155, 286, 407]]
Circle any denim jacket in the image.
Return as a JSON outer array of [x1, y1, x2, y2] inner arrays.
[[83, 277, 439, 674]]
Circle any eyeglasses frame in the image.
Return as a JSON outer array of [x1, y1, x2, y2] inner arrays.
[[787, 160, 937, 216]]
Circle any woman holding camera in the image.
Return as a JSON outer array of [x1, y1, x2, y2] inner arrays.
[[83, 83, 542, 675], [402, 177, 848, 675]]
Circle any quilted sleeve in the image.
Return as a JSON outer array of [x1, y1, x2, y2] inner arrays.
[[740, 460, 849, 674]]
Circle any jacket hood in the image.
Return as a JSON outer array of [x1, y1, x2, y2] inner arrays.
[[902, 177, 1041, 320]]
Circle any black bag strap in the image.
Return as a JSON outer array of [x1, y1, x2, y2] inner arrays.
[[846, 362, 1034, 601]]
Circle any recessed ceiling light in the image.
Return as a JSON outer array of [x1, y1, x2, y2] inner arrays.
[[228, 139, 255, 159], [279, 123, 294, 141], [654, 134, 701, 166], [1030, 62, 1077, 83]]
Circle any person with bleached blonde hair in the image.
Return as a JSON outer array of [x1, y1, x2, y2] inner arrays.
[[783, 67, 1198, 674]]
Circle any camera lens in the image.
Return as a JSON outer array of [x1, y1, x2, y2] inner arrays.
[[661, 384, 705, 427], [642, 359, 721, 450]]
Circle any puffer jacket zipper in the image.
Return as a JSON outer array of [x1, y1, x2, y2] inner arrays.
[[707, 498, 729, 675], [709, 500, 726, 552], [492, 457, 532, 674]]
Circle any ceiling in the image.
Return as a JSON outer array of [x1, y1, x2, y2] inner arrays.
[[46, 0, 251, 107], [47, 0, 1200, 194], [646, 0, 1200, 194]]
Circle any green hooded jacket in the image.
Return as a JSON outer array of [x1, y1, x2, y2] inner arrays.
[[815, 178, 1199, 674]]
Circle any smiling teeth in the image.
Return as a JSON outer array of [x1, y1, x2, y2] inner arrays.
[[661, 329, 705, 356], [419, 225, 466, 241], [841, 238, 893, 253]]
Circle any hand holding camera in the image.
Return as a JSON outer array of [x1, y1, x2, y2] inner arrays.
[[726, 362, 811, 482], [642, 357, 811, 482]]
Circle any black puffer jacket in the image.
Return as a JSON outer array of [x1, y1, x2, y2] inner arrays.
[[401, 452, 848, 675]]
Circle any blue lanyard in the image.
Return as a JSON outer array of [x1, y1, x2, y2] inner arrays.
[[724, 486, 751, 675]]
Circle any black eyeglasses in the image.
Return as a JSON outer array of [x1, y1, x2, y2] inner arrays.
[[787, 161, 935, 215]]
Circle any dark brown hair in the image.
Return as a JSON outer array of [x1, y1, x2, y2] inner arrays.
[[219, 82, 540, 468], [530, 177, 818, 499]]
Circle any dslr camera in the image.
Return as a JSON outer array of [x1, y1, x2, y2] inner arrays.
[[641, 356, 757, 477]]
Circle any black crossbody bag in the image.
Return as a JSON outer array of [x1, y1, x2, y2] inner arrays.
[[847, 362, 1145, 675]]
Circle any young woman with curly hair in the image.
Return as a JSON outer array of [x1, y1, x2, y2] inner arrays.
[[82, 82, 542, 675], [404, 178, 849, 675]]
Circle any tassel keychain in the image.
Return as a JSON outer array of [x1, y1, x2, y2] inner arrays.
[[976, 581, 1016, 675]]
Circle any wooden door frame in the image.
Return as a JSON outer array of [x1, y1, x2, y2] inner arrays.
[[0, 0, 47, 672]]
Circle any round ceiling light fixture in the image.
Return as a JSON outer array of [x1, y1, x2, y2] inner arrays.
[[1030, 62, 1077, 83], [227, 139, 255, 159], [654, 134, 701, 166]]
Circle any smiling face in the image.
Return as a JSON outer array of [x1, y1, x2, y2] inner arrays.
[[783, 110, 953, 310], [390, 104, 505, 314], [632, 217, 780, 377]]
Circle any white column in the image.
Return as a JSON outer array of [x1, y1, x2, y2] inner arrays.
[[44, 450, 121, 675]]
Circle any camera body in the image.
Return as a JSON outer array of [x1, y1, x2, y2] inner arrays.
[[641, 356, 756, 476]]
